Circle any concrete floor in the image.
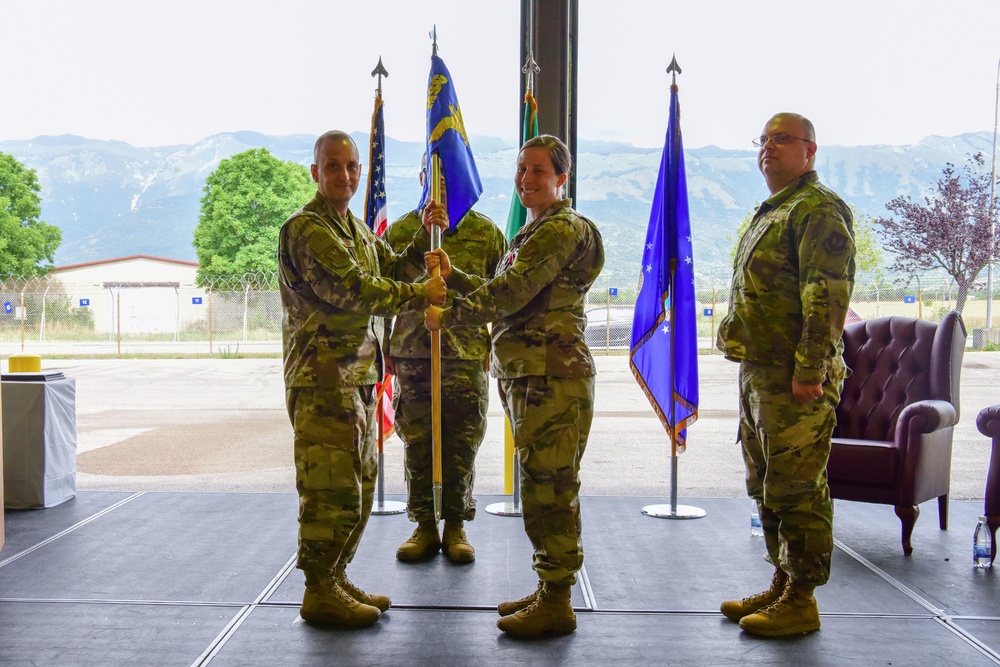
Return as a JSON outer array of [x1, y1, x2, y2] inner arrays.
[[35, 352, 1000, 501]]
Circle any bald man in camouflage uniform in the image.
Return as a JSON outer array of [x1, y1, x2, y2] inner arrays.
[[717, 113, 856, 637], [385, 162, 507, 564], [426, 134, 605, 638], [279, 130, 446, 629]]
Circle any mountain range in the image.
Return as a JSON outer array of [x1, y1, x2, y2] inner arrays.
[[2, 130, 996, 285]]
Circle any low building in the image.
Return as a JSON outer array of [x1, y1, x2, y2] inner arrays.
[[48, 255, 203, 336]]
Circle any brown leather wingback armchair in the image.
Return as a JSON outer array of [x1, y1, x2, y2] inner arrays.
[[977, 404, 1000, 565], [828, 311, 966, 555]]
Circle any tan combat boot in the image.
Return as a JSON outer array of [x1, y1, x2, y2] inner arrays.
[[395, 520, 441, 562], [300, 575, 381, 628], [497, 581, 576, 638], [738, 579, 821, 637], [334, 565, 391, 612], [442, 520, 475, 563], [720, 568, 788, 622], [498, 581, 544, 616]]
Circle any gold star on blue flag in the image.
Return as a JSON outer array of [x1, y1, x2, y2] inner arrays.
[[417, 54, 482, 228]]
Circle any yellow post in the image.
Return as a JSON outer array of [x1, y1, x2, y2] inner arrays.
[[503, 417, 515, 495], [430, 154, 444, 520]]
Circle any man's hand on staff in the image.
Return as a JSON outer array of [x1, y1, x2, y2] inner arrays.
[[423, 276, 447, 306], [422, 198, 449, 234], [425, 248, 452, 279], [425, 305, 443, 331]]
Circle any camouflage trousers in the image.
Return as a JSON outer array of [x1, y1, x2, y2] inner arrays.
[[286, 385, 377, 577], [739, 360, 843, 587], [394, 358, 489, 523], [499, 374, 595, 587]]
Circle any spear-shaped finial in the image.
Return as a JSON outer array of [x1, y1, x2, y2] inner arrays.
[[430, 25, 438, 57], [371, 57, 388, 97], [667, 54, 682, 86], [522, 54, 540, 93]]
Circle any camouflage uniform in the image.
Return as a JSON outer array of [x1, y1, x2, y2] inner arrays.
[[440, 200, 605, 586], [279, 192, 431, 578], [717, 171, 855, 587], [384, 209, 507, 523]]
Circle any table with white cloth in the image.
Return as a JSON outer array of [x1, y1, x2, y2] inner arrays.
[[1, 376, 77, 509]]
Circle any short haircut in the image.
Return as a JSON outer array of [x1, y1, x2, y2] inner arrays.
[[520, 134, 573, 176], [772, 113, 816, 142], [313, 131, 358, 164]]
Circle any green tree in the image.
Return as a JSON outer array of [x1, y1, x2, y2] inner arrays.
[[851, 211, 884, 285], [875, 152, 998, 313], [0, 152, 62, 276], [193, 148, 314, 285]]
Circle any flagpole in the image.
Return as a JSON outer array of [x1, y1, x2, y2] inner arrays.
[[428, 27, 443, 520], [366, 57, 405, 516], [640, 56, 704, 521], [430, 152, 443, 521]]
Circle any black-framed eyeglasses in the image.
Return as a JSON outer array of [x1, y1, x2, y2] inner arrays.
[[752, 134, 814, 148]]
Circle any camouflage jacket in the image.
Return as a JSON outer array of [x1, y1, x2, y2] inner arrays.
[[278, 193, 429, 388], [441, 200, 605, 379], [716, 171, 856, 385], [384, 208, 507, 361]]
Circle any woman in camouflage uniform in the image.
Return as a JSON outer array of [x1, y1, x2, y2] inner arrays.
[[425, 135, 605, 638]]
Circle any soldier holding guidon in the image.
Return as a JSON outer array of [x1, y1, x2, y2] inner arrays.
[[279, 131, 447, 629], [385, 154, 507, 564], [426, 134, 604, 638]]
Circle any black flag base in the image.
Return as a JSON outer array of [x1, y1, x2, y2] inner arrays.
[[641, 455, 706, 520]]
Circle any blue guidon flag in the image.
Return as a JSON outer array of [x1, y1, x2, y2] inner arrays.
[[629, 80, 699, 454], [417, 54, 482, 228]]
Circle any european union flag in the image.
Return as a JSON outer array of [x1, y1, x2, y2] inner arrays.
[[629, 81, 699, 454], [417, 55, 482, 228]]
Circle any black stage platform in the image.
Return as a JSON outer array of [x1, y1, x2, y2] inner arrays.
[[2, 493, 1000, 666]]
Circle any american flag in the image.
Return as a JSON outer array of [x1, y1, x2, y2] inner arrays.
[[365, 95, 388, 236], [363, 91, 394, 439]]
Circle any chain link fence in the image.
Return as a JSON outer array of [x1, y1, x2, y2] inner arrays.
[[0, 273, 282, 356], [582, 274, 1000, 354], [2, 272, 999, 356]]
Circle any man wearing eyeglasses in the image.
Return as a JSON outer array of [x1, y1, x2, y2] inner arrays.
[[716, 113, 856, 637]]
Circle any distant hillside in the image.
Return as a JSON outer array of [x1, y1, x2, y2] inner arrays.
[[2, 130, 995, 283]]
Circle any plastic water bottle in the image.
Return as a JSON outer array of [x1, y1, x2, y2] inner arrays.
[[750, 500, 763, 537], [974, 516, 992, 570]]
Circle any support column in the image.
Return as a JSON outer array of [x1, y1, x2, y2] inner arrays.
[[520, 0, 579, 203]]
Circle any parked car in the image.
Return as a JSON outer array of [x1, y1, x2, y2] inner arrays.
[[585, 302, 708, 350], [584, 305, 634, 349]]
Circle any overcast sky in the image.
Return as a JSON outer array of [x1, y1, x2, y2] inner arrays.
[[3, 0, 1000, 151]]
